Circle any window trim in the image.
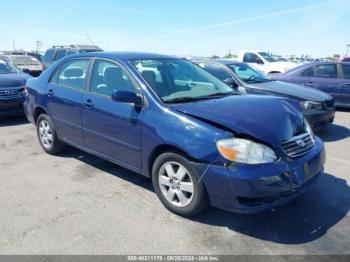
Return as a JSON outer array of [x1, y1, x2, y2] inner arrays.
[[48, 57, 92, 92], [88, 58, 140, 99]]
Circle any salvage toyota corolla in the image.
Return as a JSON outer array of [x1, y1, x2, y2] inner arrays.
[[24, 52, 325, 216]]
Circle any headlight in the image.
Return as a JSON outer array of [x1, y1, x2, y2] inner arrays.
[[216, 138, 277, 164], [300, 101, 323, 110], [304, 119, 314, 137]]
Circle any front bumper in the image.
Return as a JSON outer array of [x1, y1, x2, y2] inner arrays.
[[193, 136, 325, 214], [0, 100, 24, 116], [303, 108, 335, 131]]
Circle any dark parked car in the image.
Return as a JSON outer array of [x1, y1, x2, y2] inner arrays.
[[24, 52, 325, 216], [42, 45, 103, 69], [0, 54, 43, 77], [0, 59, 30, 116], [194, 60, 336, 131], [270, 62, 350, 108]]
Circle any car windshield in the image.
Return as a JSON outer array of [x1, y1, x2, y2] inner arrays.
[[228, 63, 271, 84], [11, 56, 41, 66], [258, 52, 279, 62], [129, 58, 236, 103], [0, 60, 18, 74]]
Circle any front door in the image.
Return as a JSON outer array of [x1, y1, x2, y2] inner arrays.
[[46, 58, 90, 145], [82, 59, 142, 170]]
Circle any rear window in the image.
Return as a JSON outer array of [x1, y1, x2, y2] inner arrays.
[[342, 64, 350, 79], [11, 56, 41, 66]]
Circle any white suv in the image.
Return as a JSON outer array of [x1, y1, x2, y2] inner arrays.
[[237, 50, 297, 74]]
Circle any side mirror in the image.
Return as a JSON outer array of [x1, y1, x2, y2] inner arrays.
[[111, 90, 143, 106], [22, 68, 31, 74], [224, 78, 239, 89]]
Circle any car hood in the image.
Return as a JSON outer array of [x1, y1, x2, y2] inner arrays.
[[0, 73, 30, 88], [170, 95, 304, 147], [246, 80, 332, 102]]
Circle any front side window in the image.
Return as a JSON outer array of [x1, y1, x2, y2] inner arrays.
[[199, 63, 232, 81], [243, 53, 258, 63], [342, 64, 350, 79], [228, 63, 271, 83], [130, 59, 235, 103], [55, 59, 90, 90], [0, 60, 18, 74], [315, 64, 337, 78], [343, 58, 350, 62], [90, 60, 135, 97], [301, 67, 314, 77]]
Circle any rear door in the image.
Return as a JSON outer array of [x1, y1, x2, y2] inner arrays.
[[82, 59, 142, 170], [46, 58, 91, 145], [340, 63, 350, 106], [313, 64, 343, 103]]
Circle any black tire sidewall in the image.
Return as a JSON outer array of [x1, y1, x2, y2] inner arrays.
[[152, 152, 207, 217]]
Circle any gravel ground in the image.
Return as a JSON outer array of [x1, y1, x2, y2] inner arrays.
[[0, 110, 349, 255]]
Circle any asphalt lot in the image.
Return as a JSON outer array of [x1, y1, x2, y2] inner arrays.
[[0, 111, 349, 255]]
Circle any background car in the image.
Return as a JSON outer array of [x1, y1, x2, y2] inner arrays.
[[0, 54, 43, 77], [237, 50, 298, 74], [0, 59, 30, 116], [42, 45, 103, 69], [24, 52, 325, 216], [270, 62, 350, 108], [342, 56, 350, 62], [194, 59, 336, 131]]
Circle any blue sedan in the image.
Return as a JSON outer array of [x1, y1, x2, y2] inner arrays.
[[0, 59, 30, 116], [24, 52, 325, 216]]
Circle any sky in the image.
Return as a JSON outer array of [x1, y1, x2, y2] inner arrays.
[[0, 0, 349, 57]]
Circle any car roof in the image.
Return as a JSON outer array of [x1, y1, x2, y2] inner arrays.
[[72, 51, 178, 61]]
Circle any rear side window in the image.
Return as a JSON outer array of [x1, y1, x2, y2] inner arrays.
[[301, 67, 314, 77], [243, 53, 258, 63], [342, 64, 350, 79], [315, 64, 337, 78], [44, 49, 55, 62], [90, 59, 135, 97], [55, 59, 90, 90], [343, 58, 350, 62], [201, 63, 232, 81], [54, 50, 67, 61]]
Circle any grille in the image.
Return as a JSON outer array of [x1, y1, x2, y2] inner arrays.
[[0, 88, 25, 99], [324, 99, 335, 108], [282, 133, 314, 158]]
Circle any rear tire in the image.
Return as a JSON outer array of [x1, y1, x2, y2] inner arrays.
[[36, 114, 64, 154], [152, 152, 208, 217]]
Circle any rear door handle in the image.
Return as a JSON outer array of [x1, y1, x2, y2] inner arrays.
[[83, 99, 94, 109], [344, 83, 350, 87], [47, 89, 54, 97]]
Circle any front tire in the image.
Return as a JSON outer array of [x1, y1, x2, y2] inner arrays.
[[36, 114, 64, 154], [152, 152, 208, 217]]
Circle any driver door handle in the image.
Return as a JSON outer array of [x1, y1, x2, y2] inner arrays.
[[83, 99, 94, 109], [47, 89, 54, 97]]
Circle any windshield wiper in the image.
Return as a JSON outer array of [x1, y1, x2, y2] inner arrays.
[[164, 97, 202, 104], [198, 91, 238, 98]]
